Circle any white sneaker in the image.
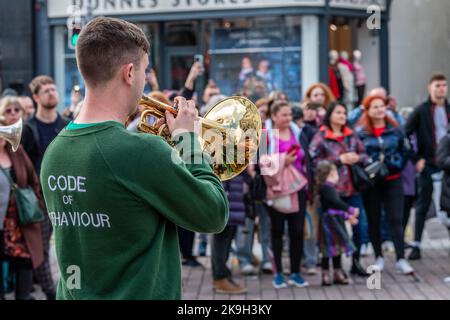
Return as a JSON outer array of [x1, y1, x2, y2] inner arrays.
[[261, 261, 273, 274], [375, 257, 385, 272], [241, 264, 257, 276], [396, 259, 415, 275], [382, 241, 395, 253], [305, 267, 318, 276], [360, 244, 369, 257], [444, 277, 450, 284]]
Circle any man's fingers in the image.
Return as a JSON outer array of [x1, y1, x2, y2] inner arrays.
[[165, 111, 175, 132], [174, 96, 188, 110], [155, 117, 166, 130], [187, 100, 196, 110], [187, 100, 198, 117]]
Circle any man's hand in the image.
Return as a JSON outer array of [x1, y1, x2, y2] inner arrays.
[[416, 158, 426, 173], [165, 97, 198, 134]]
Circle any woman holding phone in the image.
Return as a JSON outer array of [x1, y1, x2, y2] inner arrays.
[[263, 100, 310, 289]]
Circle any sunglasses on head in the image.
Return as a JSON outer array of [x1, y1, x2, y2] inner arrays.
[[5, 107, 21, 114]]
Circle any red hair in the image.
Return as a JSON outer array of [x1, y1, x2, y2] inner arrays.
[[304, 83, 336, 109], [358, 95, 398, 134]]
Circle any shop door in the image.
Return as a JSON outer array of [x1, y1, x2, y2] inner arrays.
[[165, 47, 196, 91]]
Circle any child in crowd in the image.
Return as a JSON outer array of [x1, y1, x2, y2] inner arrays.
[[315, 161, 359, 286]]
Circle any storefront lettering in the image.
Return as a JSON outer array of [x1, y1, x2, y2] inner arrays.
[[330, 0, 386, 11], [49, 0, 323, 18], [172, 0, 252, 6], [74, 0, 255, 10]]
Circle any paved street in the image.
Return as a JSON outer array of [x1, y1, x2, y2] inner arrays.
[[5, 217, 449, 300], [181, 219, 450, 301]]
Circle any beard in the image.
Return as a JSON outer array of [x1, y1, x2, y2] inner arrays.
[[41, 103, 58, 110]]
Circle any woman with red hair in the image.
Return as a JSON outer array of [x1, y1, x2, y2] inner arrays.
[[357, 95, 415, 275], [304, 83, 336, 120]]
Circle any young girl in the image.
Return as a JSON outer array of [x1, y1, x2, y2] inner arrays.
[[315, 161, 359, 286]]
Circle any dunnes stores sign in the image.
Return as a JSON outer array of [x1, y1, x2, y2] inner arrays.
[[47, 0, 387, 18]]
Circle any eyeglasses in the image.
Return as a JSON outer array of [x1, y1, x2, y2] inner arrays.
[[4, 107, 21, 114]]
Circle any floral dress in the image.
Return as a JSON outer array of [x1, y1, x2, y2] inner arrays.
[[2, 168, 30, 259]]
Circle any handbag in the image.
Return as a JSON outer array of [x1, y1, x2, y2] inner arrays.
[[364, 137, 389, 182], [0, 167, 44, 225], [350, 164, 373, 191], [348, 136, 388, 191]]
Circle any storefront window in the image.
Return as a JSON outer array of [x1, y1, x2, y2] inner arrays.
[[166, 21, 198, 46], [209, 16, 302, 102], [59, 23, 158, 107], [63, 31, 84, 108]]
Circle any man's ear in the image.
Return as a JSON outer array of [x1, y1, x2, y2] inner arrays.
[[122, 63, 134, 86], [32, 94, 39, 105]]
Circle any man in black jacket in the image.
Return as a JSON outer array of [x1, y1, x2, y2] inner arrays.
[[21, 76, 68, 299], [405, 73, 450, 260]]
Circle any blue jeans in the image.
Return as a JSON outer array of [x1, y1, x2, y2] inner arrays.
[[236, 203, 271, 267], [342, 195, 369, 257], [303, 211, 319, 268]]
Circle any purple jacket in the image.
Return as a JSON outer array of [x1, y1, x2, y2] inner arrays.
[[402, 134, 418, 196], [223, 175, 246, 226], [309, 126, 369, 197]]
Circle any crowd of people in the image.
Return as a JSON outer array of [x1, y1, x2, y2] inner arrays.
[[0, 51, 449, 298], [132, 66, 450, 294]]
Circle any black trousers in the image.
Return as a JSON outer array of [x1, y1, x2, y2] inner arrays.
[[363, 178, 405, 260], [268, 191, 307, 274], [403, 195, 416, 231], [321, 256, 342, 270], [178, 227, 195, 259], [414, 165, 440, 243], [211, 225, 236, 280], [11, 257, 33, 300]]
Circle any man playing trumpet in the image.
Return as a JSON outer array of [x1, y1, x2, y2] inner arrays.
[[40, 17, 228, 300]]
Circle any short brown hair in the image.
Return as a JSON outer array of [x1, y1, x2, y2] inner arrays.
[[76, 17, 150, 87], [29, 76, 55, 95], [270, 100, 291, 116], [430, 73, 447, 84]]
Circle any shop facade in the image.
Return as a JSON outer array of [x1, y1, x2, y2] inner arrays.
[[39, 0, 391, 109]]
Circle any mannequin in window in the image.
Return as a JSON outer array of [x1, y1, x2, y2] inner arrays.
[[338, 51, 356, 111], [328, 50, 343, 100], [353, 50, 367, 106]]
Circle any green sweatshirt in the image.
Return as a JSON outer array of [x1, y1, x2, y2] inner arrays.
[[40, 121, 228, 300]]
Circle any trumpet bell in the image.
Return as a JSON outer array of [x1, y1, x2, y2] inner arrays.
[[0, 119, 23, 152], [136, 95, 262, 181], [202, 96, 262, 181]]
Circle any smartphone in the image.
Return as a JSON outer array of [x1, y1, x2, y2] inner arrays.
[[289, 144, 300, 154], [194, 54, 204, 69]]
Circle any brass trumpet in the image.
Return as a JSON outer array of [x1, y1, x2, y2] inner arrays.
[[137, 95, 262, 181], [0, 118, 22, 152]]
